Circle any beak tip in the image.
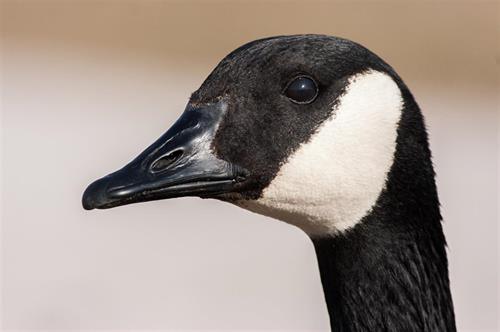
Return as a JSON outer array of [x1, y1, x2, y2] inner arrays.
[[82, 198, 95, 210], [82, 178, 107, 211], [82, 188, 96, 210]]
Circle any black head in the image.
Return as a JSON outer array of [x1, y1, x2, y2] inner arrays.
[[82, 34, 417, 235], [191, 35, 400, 198]]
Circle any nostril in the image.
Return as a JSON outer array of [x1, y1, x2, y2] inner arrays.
[[151, 150, 184, 172]]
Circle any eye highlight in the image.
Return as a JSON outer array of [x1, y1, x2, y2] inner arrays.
[[284, 76, 318, 104]]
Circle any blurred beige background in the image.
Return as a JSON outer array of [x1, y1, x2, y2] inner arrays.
[[1, 0, 498, 331]]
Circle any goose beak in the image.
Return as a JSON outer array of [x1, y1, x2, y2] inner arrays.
[[82, 101, 248, 210]]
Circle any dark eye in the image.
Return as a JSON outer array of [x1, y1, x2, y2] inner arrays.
[[284, 76, 318, 104]]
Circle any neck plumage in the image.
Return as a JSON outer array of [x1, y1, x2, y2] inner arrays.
[[311, 93, 456, 332], [312, 216, 456, 332]]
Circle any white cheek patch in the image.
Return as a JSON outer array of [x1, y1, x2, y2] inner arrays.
[[238, 70, 403, 236]]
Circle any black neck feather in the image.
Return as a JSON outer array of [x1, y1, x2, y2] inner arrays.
[[312, 221, 455, 332], [312, 92, 456, 332]]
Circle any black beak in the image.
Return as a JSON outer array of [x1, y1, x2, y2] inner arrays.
[[82, 101, 248, 210]]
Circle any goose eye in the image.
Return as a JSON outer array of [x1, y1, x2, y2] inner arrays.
[[284, 76, 318, 104]]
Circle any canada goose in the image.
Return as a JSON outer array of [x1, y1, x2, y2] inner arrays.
[[83, 34, 456, 332]]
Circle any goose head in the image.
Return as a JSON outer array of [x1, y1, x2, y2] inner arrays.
[[82, 35, 456, 331], [83, 35, 408, 237]]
